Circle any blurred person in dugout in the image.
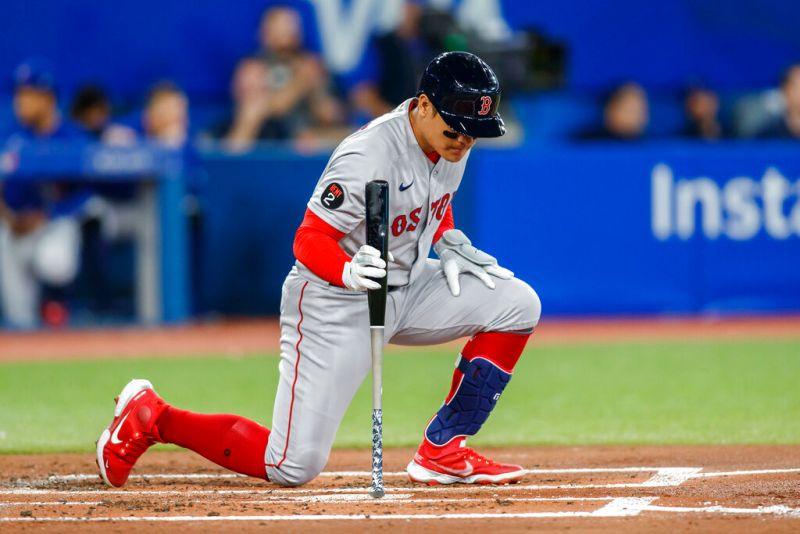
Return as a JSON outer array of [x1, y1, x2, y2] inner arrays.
[[143, 81, 204, 313], [79, 81, 191, 246], [70, 85, 136, 144], [70, 83, 138, 236], [683, 85, 725, 141], [756, 64, 800, 139], [78, 82, 201, 317], [573, 82, 649, 141], [0, 60, 92, 328], [221, 5, 345, 150], [208, 57, 290, 143], [142, 81, 190, 147], [141, 82, 203, 212]]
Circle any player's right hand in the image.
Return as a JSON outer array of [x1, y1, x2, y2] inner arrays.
[[341, 245, 388, 291]]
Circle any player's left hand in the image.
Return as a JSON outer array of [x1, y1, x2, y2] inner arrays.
[[433, 229, 513, 297]]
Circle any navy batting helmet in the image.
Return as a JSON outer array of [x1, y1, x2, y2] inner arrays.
[[417, 51, 505, 138]]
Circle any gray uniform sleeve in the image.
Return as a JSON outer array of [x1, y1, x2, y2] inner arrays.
[[307, 148, 382, 234]]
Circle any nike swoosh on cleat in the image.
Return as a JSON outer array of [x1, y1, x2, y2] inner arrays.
[[399, 180, 414, 191], [429, 459, 473, 477], [110, 412, 131, 445]]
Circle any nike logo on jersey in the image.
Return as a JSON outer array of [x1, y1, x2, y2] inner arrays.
[[399, 180, 414, 192], [429, 459, 474, 477], [110, 412, 131, 445]]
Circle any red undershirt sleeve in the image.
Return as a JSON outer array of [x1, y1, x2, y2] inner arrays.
[[433, 205, 455, 244], [293, 208, 351, 287]]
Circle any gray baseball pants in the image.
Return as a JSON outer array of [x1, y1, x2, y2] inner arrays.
[[266, 259, 541, 486]]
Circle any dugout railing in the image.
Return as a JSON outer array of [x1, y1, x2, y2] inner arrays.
[[0, 141, 188, 324]]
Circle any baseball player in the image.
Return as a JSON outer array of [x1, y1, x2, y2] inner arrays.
[[97, 52, 541, 487], [1, 60, 91, 328]]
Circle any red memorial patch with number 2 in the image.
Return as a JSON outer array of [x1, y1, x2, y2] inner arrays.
[[321, 182, 345, 210]]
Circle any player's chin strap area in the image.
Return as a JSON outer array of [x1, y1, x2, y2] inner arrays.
[[425, 355, 512, 446]]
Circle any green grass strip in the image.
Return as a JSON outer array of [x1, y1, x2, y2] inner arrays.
[[0, 339, 798, 453]]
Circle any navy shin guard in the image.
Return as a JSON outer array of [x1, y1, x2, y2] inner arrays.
[[425, 356, 512, 446]]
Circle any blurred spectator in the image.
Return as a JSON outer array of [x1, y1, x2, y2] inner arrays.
[[452, 0, 514, 44], [82, 81, 189, 246], [732, 89, 783, 139], [72, 85, 140, 315], [143, 81, 189, 147], [574, 82, 649, 141], [80, 81, 202, 319], [347, 2, 433, 120], [207, 57, 291, 145], [217, 6, 344, 150], [70, 84, 136, 145], [143, 81, 207, 314], [683, 86, 725, 140], [756, 64, 800, 139], [142, 81, 206, 200], [70, 85, 108, 138], [0, 60, 91, 328]]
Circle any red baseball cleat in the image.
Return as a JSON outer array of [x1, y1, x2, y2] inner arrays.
[[96, 379, 168, 487], [407, 438, 525, 485]]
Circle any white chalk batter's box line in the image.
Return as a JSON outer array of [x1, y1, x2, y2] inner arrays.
[[1, 500, 800, 522], [0, 467, 699, 495], [12, 466, 800, 492], [0, 496, 617, 506], [2, 467, 800, 521], [34, 465, 699, 483]]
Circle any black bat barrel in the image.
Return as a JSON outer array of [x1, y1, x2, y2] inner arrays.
[[365, 180, 389, 327]]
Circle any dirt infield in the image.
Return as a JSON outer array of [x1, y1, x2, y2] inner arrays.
[[1, 446, 799, 532], [2, 314, 800, 362]]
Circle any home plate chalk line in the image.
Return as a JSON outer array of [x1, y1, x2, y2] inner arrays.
[[2, 466, 800, 522], [29, 466, 800, 485]]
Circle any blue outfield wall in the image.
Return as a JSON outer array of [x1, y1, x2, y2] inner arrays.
[[198, 143, 800, 317]]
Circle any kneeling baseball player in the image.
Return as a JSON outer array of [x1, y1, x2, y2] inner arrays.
[[97, 51, 541, 487]]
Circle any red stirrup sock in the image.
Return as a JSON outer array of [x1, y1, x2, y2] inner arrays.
[[156, 408, 270, 479], [444, 330, 532, 404]]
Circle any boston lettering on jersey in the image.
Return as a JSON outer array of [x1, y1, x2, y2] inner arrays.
[[392, 192, 452, 237]]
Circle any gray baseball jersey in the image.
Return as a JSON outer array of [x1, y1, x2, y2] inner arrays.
[[265, 98, 541, 486], [306, 98, 467, 287]]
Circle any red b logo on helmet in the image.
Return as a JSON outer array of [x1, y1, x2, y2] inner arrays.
[[478, 95, 492, 116]]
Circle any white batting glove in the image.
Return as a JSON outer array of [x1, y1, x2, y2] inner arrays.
[[341, 245, 393, 292], [434, 229, 513, 297]]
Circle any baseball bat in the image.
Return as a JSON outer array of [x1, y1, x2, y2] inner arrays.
[[365, 180, 389, 499]]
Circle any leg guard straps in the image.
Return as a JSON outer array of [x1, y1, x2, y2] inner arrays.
[[425, 356, 512, 446]]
